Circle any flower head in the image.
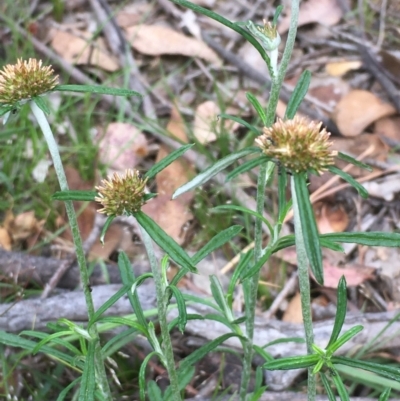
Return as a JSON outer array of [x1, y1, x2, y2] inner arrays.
[[255, 116, 337, 174], [247, 19, 281, 52], [0, 58, 58, 105], [95, 169, 148, 216]]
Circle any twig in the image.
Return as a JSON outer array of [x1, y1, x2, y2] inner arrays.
[[376, 0, 388, 49]]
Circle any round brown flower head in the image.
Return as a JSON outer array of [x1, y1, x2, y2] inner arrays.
[[95, 169, 148, 216], [0, 58, 58, 105], [255, 116, 337, 174]]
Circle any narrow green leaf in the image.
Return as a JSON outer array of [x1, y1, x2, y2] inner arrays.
[[285, 70, 311, 119], [263, 354, 319, 370], [179, 333, 242, 371], [168, 313, 204, 332], [213, 205, 272, 234], [253, 345, 274, 362], [144, 144, 194, 179], [168, 0, 270, 68], [226, 155, 271, 182], [218, 113, 260, 135], [89, 286, 129, 327], [336, 364, 400, 391], [321, 231, 400, 247], [230, 316, 246, 325], [337, 152, 372, 171], [246, 92, 267, 125], [293, 173, 324, 284], [118, 251, 149, 330], [332, 356, 400, 381], [147, 381, 163, 401], [172, 147, 259, 199], [278, 165, 288, 223], [78, 341, 96, 401], [191, 225, 243, 264], [95, 316, 146, 335], [272, 5, 284, 26], [379, 388, 392, 401], [0, 331, 84, 369], [135, 211, 197, 273], [130, 273, 153, 294], [240, 247, 273, 282], [227, 250, 253, 308], [33, 96, 51, 114], [57, 377, 81, 401], [272, 235, 344, 254], [100, 215, 115, 244], [0, 105, 14, 117], [331, 367, 350, 401], [262, 337, 305, 349], [182, 293, 220, 311], [165, 366, 195, 400], [167, 285, 187, 332], [327, 276, 348, 349], [32, 331, 73, 355], [55, 84, 142, 98], [102, 327, 139, 357], [328, 325, 363, 355], [320, 372, 337, 401], [255, 365, 265, 390], [52, 190, 97, 201], [139, 351, 163, 401], [328, 165, 369, 198], [169, 267, 190, 287], [210, 275, 233, 320]]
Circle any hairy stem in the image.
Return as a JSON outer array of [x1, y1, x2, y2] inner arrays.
[[291, 176, 316, 401], [139, 226, 181, 401], [240, 1, 300, 398], [30, 101, 112, 400]]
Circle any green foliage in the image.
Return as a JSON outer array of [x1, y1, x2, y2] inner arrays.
[[1, 0, 399, 400]]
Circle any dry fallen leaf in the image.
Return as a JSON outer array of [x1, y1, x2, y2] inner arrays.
[[98, 122, 149, 173], [193, 100, 239, 144], [125, 25, 222, 65], [333, 90, 396, 137], [325, 60, 362, 77], [4, 211, 44, 249], [282, 292, 303, 323], [322, 262, 375, 288], [89, 223, 127, 261], [375, 116, 400, 142], [0, 227, 12, 250], [115, 3, 154, 28], [50, 29, 119, 71], [314, 203, 349, 234], [142, 194, 193, 245], [279, 0, 343, 34]]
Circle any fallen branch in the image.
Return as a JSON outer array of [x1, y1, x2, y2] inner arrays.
[[1, 283, 399, 391]]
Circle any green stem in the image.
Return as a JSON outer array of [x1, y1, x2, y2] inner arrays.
[[239, 161, 268, 400], [30, 101, 112, 400], [265, 0, 300, 126], [291, 176, 316, 401], [139, 226, 181, 401], [240, 2, 300, 399]]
